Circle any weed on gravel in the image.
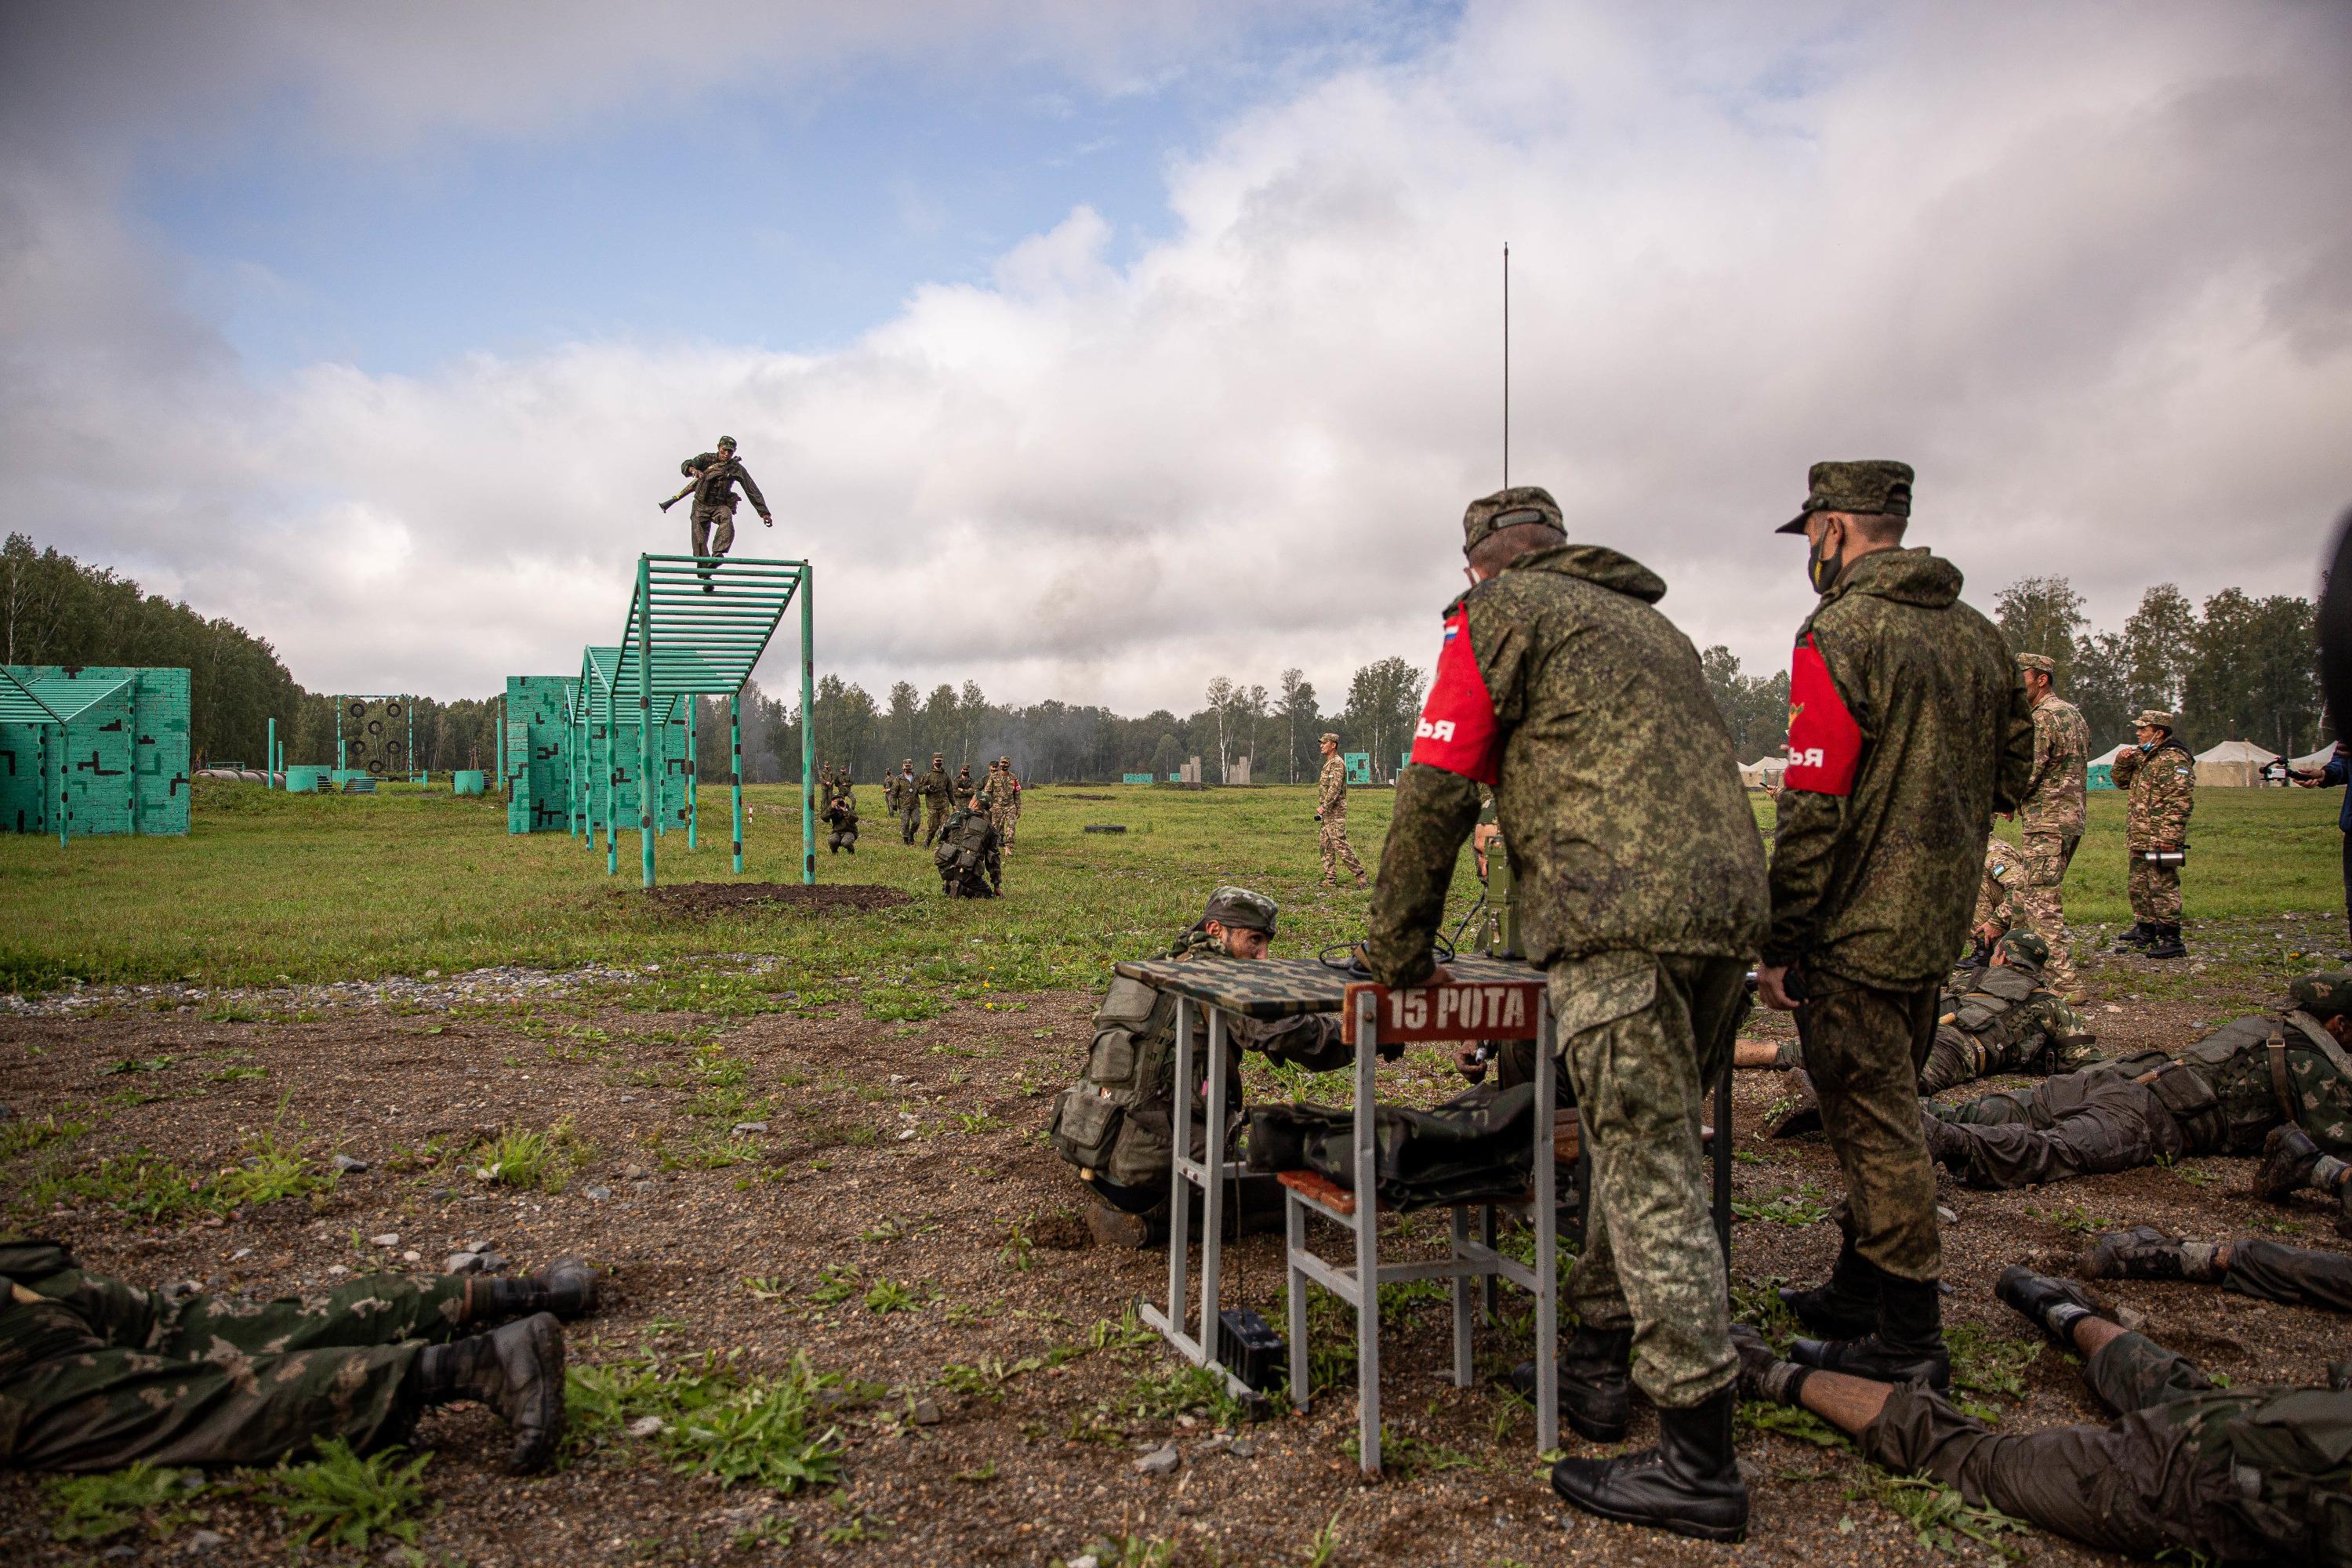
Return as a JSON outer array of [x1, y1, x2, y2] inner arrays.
[[266, 1439, 434, 1552], [40, 1463, 202, 1543], [567, 1351, 847, 1494]]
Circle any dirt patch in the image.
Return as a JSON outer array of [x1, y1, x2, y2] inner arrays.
[[644, 882, 913, 916], [1057, 792, 1116, 800]]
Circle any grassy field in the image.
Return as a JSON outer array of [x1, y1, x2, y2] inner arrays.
[[2, 778, 2343, 996]]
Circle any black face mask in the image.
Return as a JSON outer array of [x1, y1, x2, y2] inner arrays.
[[1806, 521, 1845, 596]]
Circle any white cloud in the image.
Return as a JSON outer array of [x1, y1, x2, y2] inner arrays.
[[3, 0, 2348, 713]]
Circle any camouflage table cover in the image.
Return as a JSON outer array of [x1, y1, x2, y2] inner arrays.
[[1111, 953, 1544, 1020]]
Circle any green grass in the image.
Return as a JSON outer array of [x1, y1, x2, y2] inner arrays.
[[3, 778, 2339, 1000], [567, 1352, 846, 1494], [42, 1462, 201, 1542], [267, 1439, 434, 1552]]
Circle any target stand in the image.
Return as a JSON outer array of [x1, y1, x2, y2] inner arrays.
[[335, 695, 423, 784]]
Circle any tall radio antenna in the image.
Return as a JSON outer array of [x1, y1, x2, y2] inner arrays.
[[1502, 241, 1511, 487]]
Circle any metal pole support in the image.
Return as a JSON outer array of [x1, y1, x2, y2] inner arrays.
[[637, 555, 657, 890], [799, 563, 815, 885], [730, 694, 744, 874]]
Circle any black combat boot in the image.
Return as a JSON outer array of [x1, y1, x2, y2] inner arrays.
[[1918, 1109, 1969, 1170], [2112, 922, 2154, 951], [2143, 924, 2187, 960], [2078, 1225, 2216, 1282], [1779, 1234, 1879, 1341], [2256, 1124, 2323, 1200], [1994, 1265, 2109, 1349], [1790, 1269, 1950, 1388], [474, 1257, 601, 1320], [1550, 1387, 1748, 1543], [412, 1313, 567, 1473], [1509, 1324, 1632, 1443]]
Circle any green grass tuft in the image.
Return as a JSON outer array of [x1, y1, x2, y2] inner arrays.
[[267, 1439, 433, 1551]]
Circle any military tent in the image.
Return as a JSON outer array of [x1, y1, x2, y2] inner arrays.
[[2193, 739, 2278, 788]]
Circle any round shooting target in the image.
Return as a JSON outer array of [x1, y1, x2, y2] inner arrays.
[[385, 701, 404, 718], [368, 720, 383, 735], [367, 759, 386, 775], [347, 701, 366, 719]]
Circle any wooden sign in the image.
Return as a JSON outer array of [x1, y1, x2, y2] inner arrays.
[[1341, 978, 1544, 1044]]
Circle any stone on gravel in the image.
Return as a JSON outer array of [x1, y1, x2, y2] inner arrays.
[[370, 1232, 400, 1247], [632, 1179, 658, 1196], [584, 1185, 613, 1201], [911, 1397, 942, 1425], [327, 1265, 349, 1276], [478, 1251, 510, 1272], [628, 1415, 667, 1438], [1135, 1443, 1181, 1477], [897, 1129, 918, 1141], [1067, 1556, 1099, 1568], [731, 1121, 768, 1134], [401, 1250, 421, 1263], [332, 1154, 369, 1174], [2117, 1305, 2148, 1332], [186, 1529, 226, 1551], [230, 1247, 252, 1261], [623, 1163, 649, 1180], [1228, 1438, 1256, 1459], [445, 1252, 485, 1274]]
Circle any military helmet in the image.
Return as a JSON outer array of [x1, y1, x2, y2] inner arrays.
[[2291, 971, 2352, 1020], [1995, 930, 2049, 970], [1202, 885, 1278, 934]]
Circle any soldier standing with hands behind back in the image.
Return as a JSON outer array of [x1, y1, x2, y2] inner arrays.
[[1314, 733, 1367, 889], [2013, 652, 2090, 996], [2111, 710, 2195, 960], [1755, 460, 2032, 1392]]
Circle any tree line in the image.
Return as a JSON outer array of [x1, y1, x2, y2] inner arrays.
[[3, 534, 2323, 782]]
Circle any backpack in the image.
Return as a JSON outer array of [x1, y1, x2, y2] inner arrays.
[[1049, 974, 1189, 1190]]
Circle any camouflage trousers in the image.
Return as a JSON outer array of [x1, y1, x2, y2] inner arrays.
[[1794, 971, 1943, 1283], [1551, 951, 1744, 1408], [2220, 1236, 2352, 1314], [922, 799, 947, 846], [989, 801, 1015, 849], [899, 800, 920, 844], [0, 1249, 468, 1471], [1858, 1332, 2345, 1565], [688, 505, 736, 561], [1318, 811, 1364, 884], [2127, 857, 2183, 923], [1765, 1024, 2089, 1100], [1926, 1058, 2189, 1190], [2019, 828, 2081, 989]]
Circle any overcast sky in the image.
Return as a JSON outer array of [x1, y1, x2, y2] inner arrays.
[[3, 0, 2347, 711]]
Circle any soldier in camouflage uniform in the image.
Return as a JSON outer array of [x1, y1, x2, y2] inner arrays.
[[0, 1240, 597, 1473], [822, 775, 858, 854], [1755, 460, 2034, 1392], [933, 789, 1002, 898], [1733, 1270, 2352, 1566], [994, 755, 1021, 848], [2077, 1225, 2352, 1313], [1920, 971, 2352, 1191], [677, 436, 774, 592], [894, 759, 920, 844], [1314, 733, 1367, 888], [1965, 835, 2035, 964], [916, 753, 953, 846], [1367, 485, 1769, 1541], [1050, 887, 1350, 1248], [1742, 931, 2102, 1098], [2012, 652, 2090, 993], [2110, 708, 2195, 959]]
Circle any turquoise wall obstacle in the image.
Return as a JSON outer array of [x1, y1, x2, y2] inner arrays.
[[0, 666, 191, 841], [503, 675, 578, 833]]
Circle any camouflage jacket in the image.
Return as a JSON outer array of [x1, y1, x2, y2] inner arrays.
[[679, 452, 771, 517], [1939, 962, 2099, 1075], [1764, 548, 2034, 989], [1367, 545, 1769, 984], [1970, 837, 2030, 933], [2112, 735, 2195, 849], [916, 766, 953, 803], [2021, 695, 2089, 836], [2158, 1010, 2352, 1157], [823, 789, 857, 828], [1318, 753, 1348, 815]]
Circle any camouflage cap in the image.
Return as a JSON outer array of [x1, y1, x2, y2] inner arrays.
[[2133, 710, 2176, 731], [1202, 885, 1279, 934], [1777, 459, 1915, 534], [2016, 653, 2056, 676], [717, 435, 737, 449], [2291, 971, 2352, 1020], [1319, 731, 1340, 746], [999, 755, 1011, 764], [1995, 930, 2049, 969], [1461, 485, 1565, 554]]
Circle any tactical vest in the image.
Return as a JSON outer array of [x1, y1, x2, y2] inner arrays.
[[1049, 972, 1199, 1190], [933, 817, 986, 875], [2154, 1011, 2352, 1155]]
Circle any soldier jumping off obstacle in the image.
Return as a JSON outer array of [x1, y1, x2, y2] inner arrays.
[[661, 435, 774, 593]]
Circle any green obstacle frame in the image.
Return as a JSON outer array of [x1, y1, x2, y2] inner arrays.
[[0, 666, 192, 841], [501, 675, 579, 834], [572, 646, 691, 864], [334, 694, 425, 784], [573, 555, 814, 890]]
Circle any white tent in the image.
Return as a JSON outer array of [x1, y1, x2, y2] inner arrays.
[[2292, 744, 2341, 773], [2194, 739, 2279, 788], [1740, 756, 1787, 790]]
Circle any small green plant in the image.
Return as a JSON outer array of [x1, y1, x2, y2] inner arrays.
[[808, 1264, 861, 1305], [953, 1111, 1000, 1133], [268, 1439, 434, 1551], [1120, 1363, 1248, 1427], [42, 1462, 199, 1541], [1733, 1185, 1831, 1226], [938, 1355, 1044, 1401], [1000, 1220, 1035, 1271], [1342, 1425, 1476, 1476], [743, 1276, 787, 1301], [27, 1150, 204, 1221], [208, 1129, 333, 1210], [731, 1515, 798, 1549], [953, 1459, 999, 1483], [210, 1064, 269, 1082], [1305, 1508, 1344, 1566], [1863, 1470, 2034, 1558], [863, 1277, 921, 1315], [1740, 1400, 1850, 1449], [474, 1118, 590, 1191], [1, 1111, 92, 1162], [568, 1351, 845, 1494], [101, 1054, 175, 1075]]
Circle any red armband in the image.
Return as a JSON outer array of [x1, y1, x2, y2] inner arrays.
[[1784, 635, 1861, 795], [1410, 607, 1501, 783]]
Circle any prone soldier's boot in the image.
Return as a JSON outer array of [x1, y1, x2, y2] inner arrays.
[[412, 1312, 567, 1473], [2078, 1225, 2219, 1283], [1508, 1324, 1632, 1443], [470, 1257, 601, 1321], [1789, 1269, 1950, 1390], [1778, 1233, 1878, 1341], [2143, 923, 2187, 960], [1995, 1265, 2109, 1349], [2256, 1123, 2323, 1200], [1549, 1386, 1747, 1544]]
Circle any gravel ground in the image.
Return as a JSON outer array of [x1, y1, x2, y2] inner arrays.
[[2, 958, 2347, 1566]]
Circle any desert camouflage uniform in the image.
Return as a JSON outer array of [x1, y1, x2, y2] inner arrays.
[[0, 1238, 467, 1471], [916, 763, 953, 846], [997, 764, 1022, 847], [1766, 546, 2034, 1283], [1926, 1007, 2352, 1189], [1857, 1330, 2352, 1565], [2017, 694, 2088, 987], [1970, 837, 2033, 940], [1367, 523, 1769, 1410], [2111, 735, 2195, 924], [1316, 751, 1365, 885], [1765, 956, 2101, 1096]]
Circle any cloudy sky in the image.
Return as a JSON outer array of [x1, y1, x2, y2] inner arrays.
[[3, 0, 2347, 712]]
